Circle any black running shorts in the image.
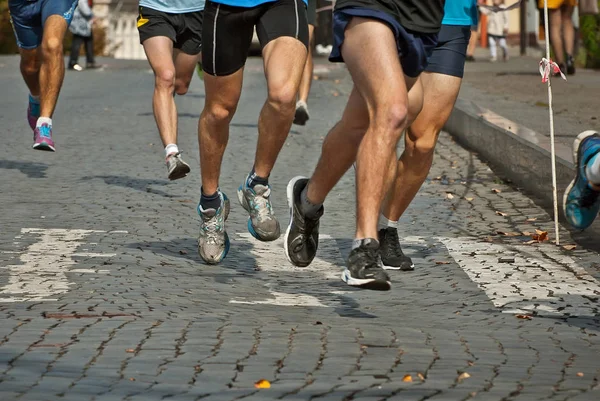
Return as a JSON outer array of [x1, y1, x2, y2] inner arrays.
[[425, 25, 471, 78], [202, 0, 309, 76], [307, 0, 316, 26], [137, 6, 204, 55]]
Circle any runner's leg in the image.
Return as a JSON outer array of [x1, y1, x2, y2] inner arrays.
[[143, 36, 178, 147], [39, 15, 69, 119]]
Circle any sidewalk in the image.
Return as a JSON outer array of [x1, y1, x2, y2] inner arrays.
[[445, 46, 600, 234]]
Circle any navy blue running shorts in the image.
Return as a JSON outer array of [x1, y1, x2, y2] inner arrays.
[[9, 0, 78, 50], [329, 7, 438, 78], [425, 25, 471, 78]]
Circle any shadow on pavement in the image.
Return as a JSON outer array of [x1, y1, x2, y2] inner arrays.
[[80, 175, 176, 198], [0, 160, 48, 178]]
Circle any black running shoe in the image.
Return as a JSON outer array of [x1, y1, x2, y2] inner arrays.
[[284, 176, 324, 267], [378, 228, 414, 271], [342, 239, 391, 291], [566, 55, 576, 75]]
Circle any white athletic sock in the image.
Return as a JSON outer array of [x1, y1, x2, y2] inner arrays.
[[586, 153, 600, 186], [377, 214, 398, 231], [36, 117, 52, 128], [30, 94, 40, 102], [165, 144, 179, 157]]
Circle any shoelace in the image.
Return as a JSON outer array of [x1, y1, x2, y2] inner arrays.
[[202, 213, 222, 243], [38, 125, 51, 139], [385, 229, 406, 258], [251, 189, 272, 220], [579, 185, 600, 208], [353, 247, 381, 274]]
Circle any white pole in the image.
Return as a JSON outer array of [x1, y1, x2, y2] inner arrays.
[[543, 0, 560, 245]]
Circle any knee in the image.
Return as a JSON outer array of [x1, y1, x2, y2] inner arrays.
[[42, 37, 63, 56], [375, 103, 408, 142], [408, 127, 439, 157], [155, 69, 175, 91], [174, 77, 191, 95], [21, 56, 40, 75], [203, 102, 236, 125], [267, 83, 298, 112]]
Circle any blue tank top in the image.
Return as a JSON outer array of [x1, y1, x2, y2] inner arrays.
[[442, 0, 478, 27], [210, 0, 307, 9], [139, 0, 204, 13]]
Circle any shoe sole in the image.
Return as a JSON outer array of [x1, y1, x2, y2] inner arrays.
[[168, 160, 191, 181], [284, 176, 307, 266], [382, 262, 415, 271], [293, 108, 309, 126], [563, 131, 600, 229], [341, 269, 391, 291], [237, 185, 280, 242], [33, 143, 55, 152]]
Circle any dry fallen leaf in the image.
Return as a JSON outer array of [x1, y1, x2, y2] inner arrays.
[[577, 372, 584, 377], [563, 244, 577, 251], [496, 211, 508, 217], [435, 261, 451, 265], [467, 361, 474, 366], [532, 230, 548, 242], [402, 374, 413, 382], [524, 240, 537, 245], [125, 349, 135, 353], [457, 372, 471, 382], [446, 193, 455, 200], [516, 314, 533, 320], [465, 197, 474, 202], [255, 379, 271, 389], [417, 373, 425, 381], [129, 377, 136, 381], [492, 188, 502, 194], [526, 218, 538, 222]]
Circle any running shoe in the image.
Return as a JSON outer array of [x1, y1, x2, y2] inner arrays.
[[68, 63, 83, 71], [32, 123, 55, 152], [342, 239, 391, 291], [566, 55, 576, 75], [284, 176, 323, 267], [563, 131, 600, 230], [166, 152, 191, 180], [27, 94, 40, 130], [197, 192, 231, 264], [293, 100, 310, 126], [238, 176, 280, 241], [378, 227, 414, 271]]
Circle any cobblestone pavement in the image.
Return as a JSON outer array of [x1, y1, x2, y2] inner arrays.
[[0, 55, 599, 401]]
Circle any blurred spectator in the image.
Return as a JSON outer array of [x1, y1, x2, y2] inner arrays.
[[539, 0, 576, 75], [480, 0, 509, 62], [68, 0, 97, 71]]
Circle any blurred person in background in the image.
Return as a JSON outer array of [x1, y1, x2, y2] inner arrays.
[[540, 0, 576, 75], [68, 0, 98, 71]]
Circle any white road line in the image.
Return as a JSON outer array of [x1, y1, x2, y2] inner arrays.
[[438, 237, 600, 317], [0, 229, 114, 303], [229, 233, 345, 307]]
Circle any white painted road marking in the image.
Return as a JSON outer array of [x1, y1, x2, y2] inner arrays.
[[0, 228, 119, 303], [229, 233, 346, 307], [438, 237, 600, 317]]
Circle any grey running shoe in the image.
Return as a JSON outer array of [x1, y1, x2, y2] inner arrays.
[[378, 228, 414, 271], [342, 239, 391, 291], [197, 192, 230, 264], [166, 152, 191, 181], [293, 100, 309, 126], [284, 176, 323, 267], [237, 177, 280, 241]]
